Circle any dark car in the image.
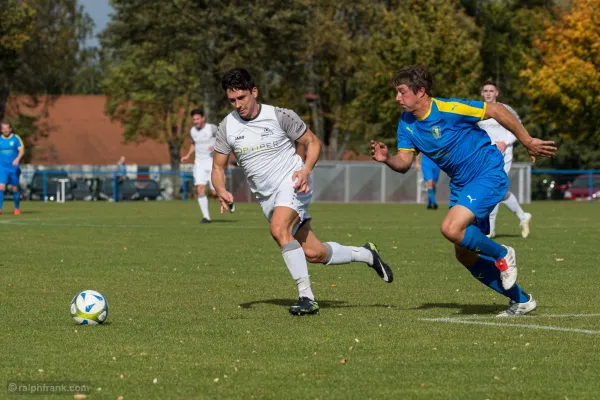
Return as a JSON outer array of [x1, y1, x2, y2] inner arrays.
[[72, 178, 94, 201], [135, 179, 163, 201], [99, 178, 140, 201], [28, 171, 75, 201], [563, 174, 600, 201]]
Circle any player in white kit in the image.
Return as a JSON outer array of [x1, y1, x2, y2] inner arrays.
[[478, 82, 532, 238], [181, 109, 235, 223], [212, 68, 393, 316]]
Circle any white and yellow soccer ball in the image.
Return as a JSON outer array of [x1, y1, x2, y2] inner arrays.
[[70, 290, 109, 325]]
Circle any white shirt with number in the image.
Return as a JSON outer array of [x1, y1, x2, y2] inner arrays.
[[214, 104, 307, 198]]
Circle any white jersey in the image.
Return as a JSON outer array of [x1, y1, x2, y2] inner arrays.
[[477, 103, 520, 163], [214, 104, 307, 198], [190, 124, 217, 163]]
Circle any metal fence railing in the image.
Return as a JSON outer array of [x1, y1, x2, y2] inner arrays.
[[14, 162, 535, 204]]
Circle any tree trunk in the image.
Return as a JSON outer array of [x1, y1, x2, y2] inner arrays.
[[329, 77, 347, 160], [168, 137, 181, 171], [0, 83, 10, 121]]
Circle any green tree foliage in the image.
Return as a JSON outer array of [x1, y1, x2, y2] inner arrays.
[[348, 0, 482, 149], [102, 0, 307, 167], [1, 0, 94, 165], [0, 0, 35, 119]]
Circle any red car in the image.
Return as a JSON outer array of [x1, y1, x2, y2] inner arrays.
[[563, 174, 600, 200]]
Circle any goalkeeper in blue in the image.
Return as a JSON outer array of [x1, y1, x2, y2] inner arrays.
[[371, 65, 557, 317], [0, 121, 24, 215]]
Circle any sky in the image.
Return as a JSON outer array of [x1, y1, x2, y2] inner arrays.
[[79, 0, 113, 48]]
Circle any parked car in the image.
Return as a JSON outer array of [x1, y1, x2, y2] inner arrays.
[[28, 171, 75, 201], [72, 178, 95, 201], [135, 179, 163, 200], [563, 174, 600, 200], [98, 178, 140, 201]]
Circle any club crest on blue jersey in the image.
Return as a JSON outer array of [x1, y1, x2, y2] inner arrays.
[[431, 126, 442, 139]]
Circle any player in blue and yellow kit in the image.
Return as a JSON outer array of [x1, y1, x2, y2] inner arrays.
[[416, 153, 440, 209], [0, 122, 25, 215], [371, 65, 556, 316]]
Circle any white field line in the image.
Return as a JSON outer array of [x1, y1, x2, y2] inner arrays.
[[0, 220, 263, 229], [441, 313, 600, 320], [422, 317, 600, 335]]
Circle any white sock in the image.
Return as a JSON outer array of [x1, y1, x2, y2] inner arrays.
[[323, 242, 373, 265], [489, 203, 499, 233], [282, 240, 314, 300], [197, 196, 210, 220], [503, 192, 526, 221]]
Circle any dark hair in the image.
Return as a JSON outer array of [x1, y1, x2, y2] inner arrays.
[[481, 80, 498, 90], [190, 108, 204, 117], [221, 68, 256, 92], [390, 65, 433, 96]]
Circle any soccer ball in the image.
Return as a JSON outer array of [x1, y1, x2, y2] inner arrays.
[[70, 290, 109, 325]]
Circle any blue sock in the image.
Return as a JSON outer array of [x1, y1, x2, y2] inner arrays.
[[0, 190, 4, 210], [13, 191, 20, 209], [459, 225, 508, 261], [427, 188, 435, 205], [467, 255, 529, 303]]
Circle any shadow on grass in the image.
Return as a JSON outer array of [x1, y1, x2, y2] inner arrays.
[[413, 303, 504, 315], [240, 299, 396, 310]]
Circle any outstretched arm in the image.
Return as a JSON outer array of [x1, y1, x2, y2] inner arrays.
[[181, 144, 195, 162], [485, 103, 556, 161], [370, 140, 415, 173]]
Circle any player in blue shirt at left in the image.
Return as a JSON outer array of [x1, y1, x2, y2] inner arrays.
[[371, 65, 556, 316], [0, 122, 24, 215]]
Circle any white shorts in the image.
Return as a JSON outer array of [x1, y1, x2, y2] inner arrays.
[[193, 160, 214, 189], [258, 173, 312, 234], [503, 151, 513, 175]]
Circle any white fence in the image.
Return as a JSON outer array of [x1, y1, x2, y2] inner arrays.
[[19, 161, 531, 204], [229, 161, 532, 204]]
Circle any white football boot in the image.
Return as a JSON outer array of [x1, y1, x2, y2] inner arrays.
[[520, 213, 532, 238], [497, 294, 537, 317]]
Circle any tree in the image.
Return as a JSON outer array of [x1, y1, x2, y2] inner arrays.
[[348, 0, 482, 149], [0, 0, 35, 120], [521, 0, 600, 148], [102, 0, 307, 167]]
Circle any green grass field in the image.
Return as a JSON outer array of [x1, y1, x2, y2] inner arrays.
[[1, 200, 599, 399]]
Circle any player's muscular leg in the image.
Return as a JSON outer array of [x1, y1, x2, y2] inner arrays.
[[426, 180, 435, 189], [454, 243, 479, 267], [294, 221, 328, 264], [270, 206, 301, 247], [441, 205, 476, 244]]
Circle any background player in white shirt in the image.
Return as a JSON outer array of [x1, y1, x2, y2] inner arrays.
[[212, 68, 393, 316], [181, 109, 234, 223], [479, 82, 532, 238]]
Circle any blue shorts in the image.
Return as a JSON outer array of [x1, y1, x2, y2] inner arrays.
[[449, 171, 508, 234], [421, 156, 440, 183], [0, 168, 20, 187]]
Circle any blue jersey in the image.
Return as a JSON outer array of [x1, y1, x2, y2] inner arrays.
[[397, 98, 504, 188], [0, 134, 24, 171]]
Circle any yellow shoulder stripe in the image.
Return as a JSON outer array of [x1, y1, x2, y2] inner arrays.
[[434, 98, 485, 120], [15, 134, 24, 147], [397, 147, 416, 153]]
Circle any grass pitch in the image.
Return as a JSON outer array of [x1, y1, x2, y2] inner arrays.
[[1, 200, 599, 399]]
